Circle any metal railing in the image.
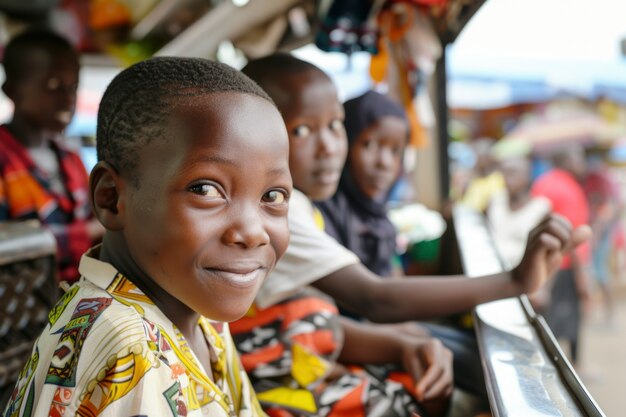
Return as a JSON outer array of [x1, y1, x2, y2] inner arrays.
[[453, 205, 605, 417]]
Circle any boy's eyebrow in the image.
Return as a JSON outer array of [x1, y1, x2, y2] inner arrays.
[[189, 155, 237, 166], [184, 155, 290, 177]]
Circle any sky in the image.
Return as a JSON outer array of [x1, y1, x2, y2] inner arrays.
[[450, 0, 626, 62], [446, 0, 626, 107]]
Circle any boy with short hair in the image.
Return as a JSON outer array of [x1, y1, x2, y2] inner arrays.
[[3, 57, 291, 416], [0, 29, 103, 284]]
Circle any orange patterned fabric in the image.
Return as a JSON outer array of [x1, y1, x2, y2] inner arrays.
[[0, 126, 93, 283], [231, 288, 424, 416]]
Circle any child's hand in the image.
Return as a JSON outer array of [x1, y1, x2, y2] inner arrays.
[[400, 338, 453, 403], [512, 214, 591, 295]]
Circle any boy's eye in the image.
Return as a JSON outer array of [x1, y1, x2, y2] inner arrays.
[[330, 119, 344, 131], [46, 77, 61, 91], [189, 183, 223, 198], [262, 190, 288, 204], [293, 125, 311, 139], [362, 140, 375, 150]]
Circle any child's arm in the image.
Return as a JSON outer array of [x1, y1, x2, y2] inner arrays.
[[314, 213, 591, 322], [336, 317, 453, 404]]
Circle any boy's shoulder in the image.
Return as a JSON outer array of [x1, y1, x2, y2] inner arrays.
[[4, 279, 178, 416], [45, 278, 157, 363]]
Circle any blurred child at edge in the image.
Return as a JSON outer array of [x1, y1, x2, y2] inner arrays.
[[0, 29, 104, 283]]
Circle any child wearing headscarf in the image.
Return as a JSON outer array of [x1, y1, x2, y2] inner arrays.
[[316, 90, 409, 277], [316, 91, 491, 408]]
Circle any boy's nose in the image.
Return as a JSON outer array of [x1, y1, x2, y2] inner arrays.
[[377, 147, 394, 169], [316, 128, 341, 157], [222, 206, 270, 249]]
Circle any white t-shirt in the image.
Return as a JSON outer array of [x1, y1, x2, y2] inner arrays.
[[255, 189, 359, 309], [487, 191, 552, 268]]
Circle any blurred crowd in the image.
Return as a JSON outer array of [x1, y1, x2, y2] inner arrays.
[[451, 135, 624, 367]]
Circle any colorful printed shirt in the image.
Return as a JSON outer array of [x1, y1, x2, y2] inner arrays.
[[3, 249, 266, 417], [0, 125, 93, 284], [231, 289, 424, 417]]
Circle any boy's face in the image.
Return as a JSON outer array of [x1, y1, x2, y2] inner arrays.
[[6, 48, 79, 133], [123, 92, 291, 322], [349, 116, 408, 200], [279, 72, 347, 201], [501, 157, 530, 196]]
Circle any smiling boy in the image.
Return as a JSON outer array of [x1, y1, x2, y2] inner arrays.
[[3, 57, 291, 416]]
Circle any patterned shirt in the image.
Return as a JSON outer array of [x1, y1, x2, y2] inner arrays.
[[3, 249, 266, 417], [0, 126, 93, 283]]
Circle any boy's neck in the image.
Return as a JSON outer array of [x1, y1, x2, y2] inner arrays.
[[7, 116, 54, 148], [99, 232, 201, 336]]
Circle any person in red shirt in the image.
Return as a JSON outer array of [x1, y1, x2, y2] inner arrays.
[[531, 144, 590, 365]]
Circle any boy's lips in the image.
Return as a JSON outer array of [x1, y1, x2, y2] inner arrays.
[[313, 169, 340, 185], [367, 174, 394, 190], [54, 111, 73, 124], [203, 262, 266, 287]]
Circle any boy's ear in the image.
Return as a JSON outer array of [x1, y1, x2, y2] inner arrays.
[[90, 161, 126, 231]]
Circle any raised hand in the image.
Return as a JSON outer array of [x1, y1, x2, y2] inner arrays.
[[513, 213, 591, 295]]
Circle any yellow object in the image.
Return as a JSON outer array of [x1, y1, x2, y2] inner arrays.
[[256, 387, 317, 413], [291, 343, 330, 387], [460, 171, 505, 213], [313, 207, 325, 231]]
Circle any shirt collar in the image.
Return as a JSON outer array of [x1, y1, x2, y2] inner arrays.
[[78, 245, 123, 290]]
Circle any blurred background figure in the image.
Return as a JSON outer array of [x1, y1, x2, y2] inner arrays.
[[458, 137, 504, 213], [584, 151, 622, 327], [0, 29, 103, 284], [531, 144, 591, 367], [487, 138, 552, 269]]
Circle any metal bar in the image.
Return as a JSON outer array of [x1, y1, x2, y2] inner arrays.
[[453, 206, 605, 417], [435, 51, 450, 199]]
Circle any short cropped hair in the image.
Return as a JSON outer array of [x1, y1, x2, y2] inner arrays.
[[2, 28, 77, 82], [96, 57, 273, 184], [242, 53, 328, 107]]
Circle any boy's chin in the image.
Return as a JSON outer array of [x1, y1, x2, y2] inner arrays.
[[200, 300, 256, 323], [308, 186, 340, 202]]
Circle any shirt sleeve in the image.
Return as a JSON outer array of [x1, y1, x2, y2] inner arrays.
[[255, 191, 359, 309]]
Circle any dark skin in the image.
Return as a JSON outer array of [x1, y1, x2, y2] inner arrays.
[[2, 44, 104, 240], [2, 46, 79, 147], [349, 115, 408, 200], [273, 68, 591, 324], [267, 70, 454, 411], [91, 92, 292, 378]]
